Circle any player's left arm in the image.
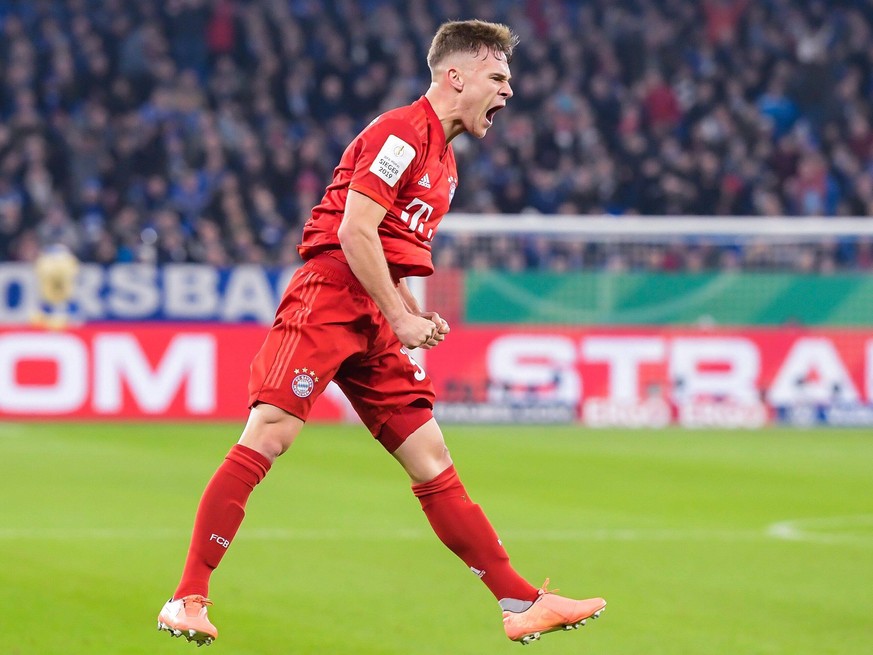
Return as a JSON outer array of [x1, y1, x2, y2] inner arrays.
[[397, 280, 450, 344]]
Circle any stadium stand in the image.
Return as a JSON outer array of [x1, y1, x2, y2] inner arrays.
[[1, 0, 872, 270]]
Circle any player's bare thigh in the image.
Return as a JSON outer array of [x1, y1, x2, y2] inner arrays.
[[238, 402, 304, 463], [391, 418, 453, 483]]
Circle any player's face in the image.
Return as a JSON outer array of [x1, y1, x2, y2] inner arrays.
[[460, 49, 513, 138]]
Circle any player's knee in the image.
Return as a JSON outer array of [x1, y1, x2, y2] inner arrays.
[[239, 403, 303, 461], [401, 440, 453, 485], [427, 439, 452, 470]]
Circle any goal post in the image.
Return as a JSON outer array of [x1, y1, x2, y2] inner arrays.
[[438, 214, 873, 240]]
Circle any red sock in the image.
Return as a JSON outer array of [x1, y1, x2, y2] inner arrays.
[[174, 444, 271, 599], [412, 465, 538, 602]]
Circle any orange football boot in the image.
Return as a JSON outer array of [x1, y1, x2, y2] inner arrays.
[[157, 595, 218, 646], [502, 579, 606, 645]]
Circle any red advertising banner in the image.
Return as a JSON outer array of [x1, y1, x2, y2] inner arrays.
[[0, 325, 350, 421], [423, 325, 873, 427], [2, 324, 872, 426]]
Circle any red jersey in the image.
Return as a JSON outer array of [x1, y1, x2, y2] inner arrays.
[[298, 96, 458, 278]]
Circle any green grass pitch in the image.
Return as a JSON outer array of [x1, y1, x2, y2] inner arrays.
[[1, 421, 871, 654]]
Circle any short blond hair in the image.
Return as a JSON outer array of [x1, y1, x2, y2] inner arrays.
[[427, 19, 518, 71]]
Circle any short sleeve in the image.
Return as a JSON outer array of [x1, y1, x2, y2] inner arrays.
[[348, 118, 422, 210]]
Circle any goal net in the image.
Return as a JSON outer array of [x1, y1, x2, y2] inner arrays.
[[419, 215, 873, 428]]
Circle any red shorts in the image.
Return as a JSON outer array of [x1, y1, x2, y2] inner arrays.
[[248, 253, 435, 443]]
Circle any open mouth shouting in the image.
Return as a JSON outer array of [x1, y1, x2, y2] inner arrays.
[[485, 103, 505, 127]]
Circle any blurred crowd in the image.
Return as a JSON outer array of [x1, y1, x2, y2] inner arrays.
[[1, 0, 873, 271]]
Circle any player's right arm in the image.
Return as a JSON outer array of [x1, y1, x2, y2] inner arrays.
[[338, 190, 439, 350]]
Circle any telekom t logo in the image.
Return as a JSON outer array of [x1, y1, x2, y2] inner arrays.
[[400, 198, 434, 239]]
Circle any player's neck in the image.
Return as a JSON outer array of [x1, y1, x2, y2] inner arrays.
[[424, 86, 465, 145]]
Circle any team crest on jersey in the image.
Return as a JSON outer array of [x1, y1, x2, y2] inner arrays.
[[448, 175, 457, 202], [291, 368, 318, 397]]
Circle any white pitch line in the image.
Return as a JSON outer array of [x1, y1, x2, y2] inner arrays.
[[1, 520, 870, 545], [766, 514, 873, 546], [0, 526, 774, 542]]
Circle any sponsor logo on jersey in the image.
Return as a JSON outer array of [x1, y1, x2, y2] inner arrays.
[[291, 367, 318, 397], [448, 175, 457, 202], [369, 134, 416, 187], [399, 198, 435, 241], [417, 172, 431, 188]]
